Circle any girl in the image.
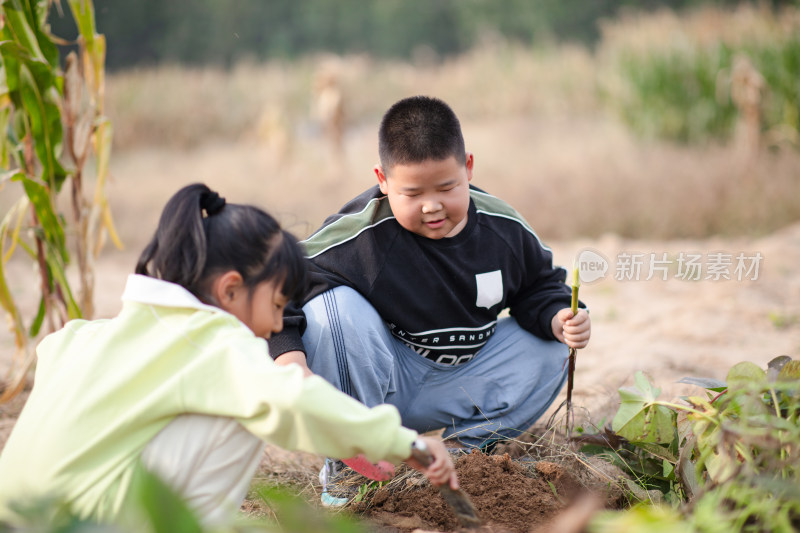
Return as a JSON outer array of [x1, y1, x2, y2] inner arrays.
[[0, 184, 456, 526]]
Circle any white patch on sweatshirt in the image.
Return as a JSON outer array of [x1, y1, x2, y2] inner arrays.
[[475, 270, 503, 309]]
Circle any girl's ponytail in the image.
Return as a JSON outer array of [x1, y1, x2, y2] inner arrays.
[[136, 183, 307, 306], [136, 184, 215, 290]]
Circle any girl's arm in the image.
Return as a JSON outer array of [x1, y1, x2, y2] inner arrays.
[[274, 350, 312, 377]]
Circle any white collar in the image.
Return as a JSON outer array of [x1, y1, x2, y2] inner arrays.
[[121, 274, 221, 313]]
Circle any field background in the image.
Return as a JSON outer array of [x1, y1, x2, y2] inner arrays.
[[2, 3, 800, 459]]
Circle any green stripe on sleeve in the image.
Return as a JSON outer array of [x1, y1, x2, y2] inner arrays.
[[303, 198, 395, 258]]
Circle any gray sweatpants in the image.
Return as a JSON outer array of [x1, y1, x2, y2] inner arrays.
[[303, 286, 569, 447]]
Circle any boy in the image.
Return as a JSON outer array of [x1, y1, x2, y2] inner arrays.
[[271, 96, 590, 451]]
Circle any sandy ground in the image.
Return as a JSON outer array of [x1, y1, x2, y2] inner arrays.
[[2, 120, 800, 460]]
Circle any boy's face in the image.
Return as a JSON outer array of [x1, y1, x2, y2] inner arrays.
[[375, 153, 473, 240]]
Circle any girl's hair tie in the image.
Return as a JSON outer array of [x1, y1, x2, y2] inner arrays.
[[200, 191, 226, 216]]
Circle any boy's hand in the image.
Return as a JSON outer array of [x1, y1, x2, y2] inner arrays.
[[405, 436, 459, 490], [551, 308, 591, 349]]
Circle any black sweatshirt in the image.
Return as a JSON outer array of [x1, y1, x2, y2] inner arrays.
[[269, 185, 582, 366]]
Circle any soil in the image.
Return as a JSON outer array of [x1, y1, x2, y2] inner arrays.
[[350, 448, 623, 533]]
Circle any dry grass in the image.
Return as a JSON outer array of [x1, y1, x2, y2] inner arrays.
[[105, 42, 599, 152]]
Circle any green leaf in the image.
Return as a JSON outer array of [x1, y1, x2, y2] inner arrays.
[[68, 0, 98, 47], [14, 174, 67, 260], [726, 361, 766, 392], [675, 434, 701, 501], [255, 484, 369, 533], [32, 1, 60, 69], [0, 245, 26, 348], [0, 107, 11, 168], [29, 296, 45, 337], [590, 503, 684, 532], [43, 241, 81, 320], [634, 370, 660, 399], [662, 459, 675, 479], [0, 39, 63, 178], [677, 376, 727, 392], [0, 40, 24, 98], [1, 0, 47, 62], [778, 360, 800, 380], [0, 39, 55, 89], [703, 448, 738, 484], [127, 466, 203, 533], [18, 63, 65, 186], [623, 478, 664, 504], [631, 441, 678, 464], [612, 371, 675, 443]]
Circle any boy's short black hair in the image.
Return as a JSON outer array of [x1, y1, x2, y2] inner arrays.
[[378, 95, 466, 172]]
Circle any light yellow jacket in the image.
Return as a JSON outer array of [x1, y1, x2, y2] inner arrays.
[[0, 274, 416, 523]]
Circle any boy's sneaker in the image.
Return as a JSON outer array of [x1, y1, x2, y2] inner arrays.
[[319, 458, 358, 507]]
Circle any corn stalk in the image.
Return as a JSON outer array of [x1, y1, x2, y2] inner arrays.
[[0, 0, 120, 402]]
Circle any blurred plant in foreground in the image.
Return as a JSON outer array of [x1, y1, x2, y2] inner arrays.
[[0, 467, 368, 533], [586, 356, 800, 532], [0, 0, 120, 402]]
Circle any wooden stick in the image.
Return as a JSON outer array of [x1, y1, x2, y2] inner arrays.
[[566, 266, 581, 439]]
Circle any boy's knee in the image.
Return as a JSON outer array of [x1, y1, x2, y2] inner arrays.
[[303, 286, 381, 334]]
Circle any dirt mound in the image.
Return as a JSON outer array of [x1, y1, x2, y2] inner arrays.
[[352, 449, 626, 533]]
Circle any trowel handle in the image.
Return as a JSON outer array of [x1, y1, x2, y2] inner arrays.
[[410, 439, 434, 467]]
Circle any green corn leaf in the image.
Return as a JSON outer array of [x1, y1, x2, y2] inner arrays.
[[11, 108, 28, 156], [68, 0, 97, 46], [68, 0, 106, 108], [17, 63, 51, 173], [0, 192, 25, 261], [14, 174, 67, 260], [0, 41, 24, 99], [0, 107, 11, 168], [0, 39, 55, 88], [18, 63, 66, 186], [0, 250, 26, 350], [31, 0, 60, 69], [612, 371, 676, 443], [1, 0, 59, 68], [43, 242, 81, 320], [1, 0, 47, 62], [28, 296, 45, 337], [0, 64, 10, 102]]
